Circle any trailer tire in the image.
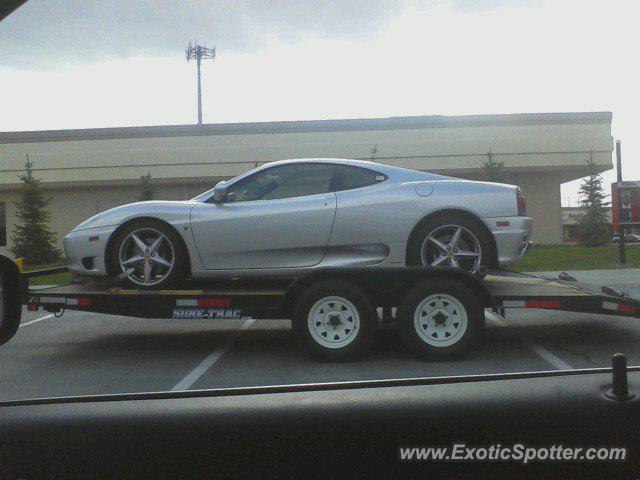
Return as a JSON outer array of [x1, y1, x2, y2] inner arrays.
[[397, 279, 483, 360], [292, 280, 377, 361], [0, 271, 22, 346]]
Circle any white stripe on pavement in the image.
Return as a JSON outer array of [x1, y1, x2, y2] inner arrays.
[[20, 314, 55, 327], [172, 319, 255, 391], [486, 312, 573, 371]]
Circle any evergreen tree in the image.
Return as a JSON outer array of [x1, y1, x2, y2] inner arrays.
[[577, 151, 610, 247], [136, 172, 156, 201], [482, 148, 506, 183], [11, 155, 60, 264]]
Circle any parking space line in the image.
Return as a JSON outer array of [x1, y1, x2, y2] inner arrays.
[[486, 312, 573, 370], [172, 319, 255, 391], [20, 314, 55, 327]]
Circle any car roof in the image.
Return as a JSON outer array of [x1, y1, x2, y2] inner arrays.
[[265, 157, 382, 168]]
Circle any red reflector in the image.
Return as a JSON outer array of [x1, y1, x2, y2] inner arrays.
[[27, 304, 38, 312], [77, 298, 92, 307], [617, 304, 635, 314], [525, 299, 561, 308], [497, 221, 510, 227], [197, 299, 230, 307], [517, 191, 526, 216], [89, 236, 100, 242]]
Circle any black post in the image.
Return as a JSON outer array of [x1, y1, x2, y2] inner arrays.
[[616, 141, 626, 264]]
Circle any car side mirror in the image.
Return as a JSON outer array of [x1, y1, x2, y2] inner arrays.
[[213, 184, 229, 203]]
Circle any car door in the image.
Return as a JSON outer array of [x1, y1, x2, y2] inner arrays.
[[190, 163, 337, 270], [329, 164, 400, 247]]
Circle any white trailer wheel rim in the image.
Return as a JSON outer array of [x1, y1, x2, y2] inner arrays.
[[307, 296, 361, 349], [413, 293, 468, 347]]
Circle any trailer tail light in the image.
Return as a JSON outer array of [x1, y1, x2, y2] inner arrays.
[[603, 301, 636, 314], [65, 298, 92, 307], [502, 299, 561, 309], [517, 190, 526, 216]]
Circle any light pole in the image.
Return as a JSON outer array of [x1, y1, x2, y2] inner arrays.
[[186, 41, 216, 125]]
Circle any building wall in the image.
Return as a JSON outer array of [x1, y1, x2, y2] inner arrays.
[[0, 121, 613, 187]]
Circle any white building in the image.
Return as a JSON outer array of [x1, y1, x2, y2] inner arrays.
[[0, 111, 613, 257]]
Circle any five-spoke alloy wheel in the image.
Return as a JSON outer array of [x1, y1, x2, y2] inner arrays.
[[407, 213, 495, 273], [118, 228, 175, 287], [421, 225, 482, 272], [109, 220, 188, 289]]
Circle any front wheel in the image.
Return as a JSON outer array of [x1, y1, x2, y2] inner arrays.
[[397, 279, 483, 360], [108, 220, 188, 289], [291, 280, 378, 361]]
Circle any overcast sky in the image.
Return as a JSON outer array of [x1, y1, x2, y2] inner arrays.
[[1, 0, 638, 203]]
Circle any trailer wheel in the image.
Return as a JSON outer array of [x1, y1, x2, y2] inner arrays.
[[292, 280, 377, 361], [0, 271, 22, 346], [397, 279, 483, 360]]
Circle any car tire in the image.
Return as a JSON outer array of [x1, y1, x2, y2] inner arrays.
[[291, 280, 378, 361], [407, 213, 496, 271], [397, 279, 483, 360], [108, 219, 188, 289]]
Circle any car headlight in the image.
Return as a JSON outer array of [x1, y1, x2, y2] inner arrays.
[[74, 213, 101, 231]]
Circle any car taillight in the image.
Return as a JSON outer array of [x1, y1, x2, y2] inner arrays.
[[517, 190, 526, 216]]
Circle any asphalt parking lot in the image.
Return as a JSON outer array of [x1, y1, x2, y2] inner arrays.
[[1, 269, 639, 403]]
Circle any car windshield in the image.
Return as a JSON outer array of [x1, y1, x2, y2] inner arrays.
[[1, 0, 639, 408]]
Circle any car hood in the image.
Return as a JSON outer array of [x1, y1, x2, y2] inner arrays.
[[72, 200, 197, 232]]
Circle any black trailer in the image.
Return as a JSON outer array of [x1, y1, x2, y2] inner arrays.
[[1, 253, 639, 360]]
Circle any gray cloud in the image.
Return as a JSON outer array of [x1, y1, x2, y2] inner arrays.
[[0, 0, 542, 69]]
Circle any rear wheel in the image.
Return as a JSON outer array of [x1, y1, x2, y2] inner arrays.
[[397, 279, 483, 360], [108, 220, 188, 289], [292, 280, 377, 361], [408, 213, 495, 272]]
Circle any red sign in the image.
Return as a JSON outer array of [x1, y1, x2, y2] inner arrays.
[[612, 181, 640, 230]]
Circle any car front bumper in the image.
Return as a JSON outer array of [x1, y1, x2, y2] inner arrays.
[[487, 216, 533, 266], [63, 226, 114, 277]]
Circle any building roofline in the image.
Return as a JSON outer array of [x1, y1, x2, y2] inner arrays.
[[0, 111, 613, 144]]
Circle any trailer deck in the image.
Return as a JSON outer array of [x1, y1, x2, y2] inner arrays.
[[2, 255, 639, 359], [24, 270, 640, 320]]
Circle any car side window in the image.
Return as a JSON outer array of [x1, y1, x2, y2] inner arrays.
[[226, 164, 335, 202], [335, 165, 387, 191]]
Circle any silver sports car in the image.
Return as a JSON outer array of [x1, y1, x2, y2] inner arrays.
[[64, 158, 532, 288]]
